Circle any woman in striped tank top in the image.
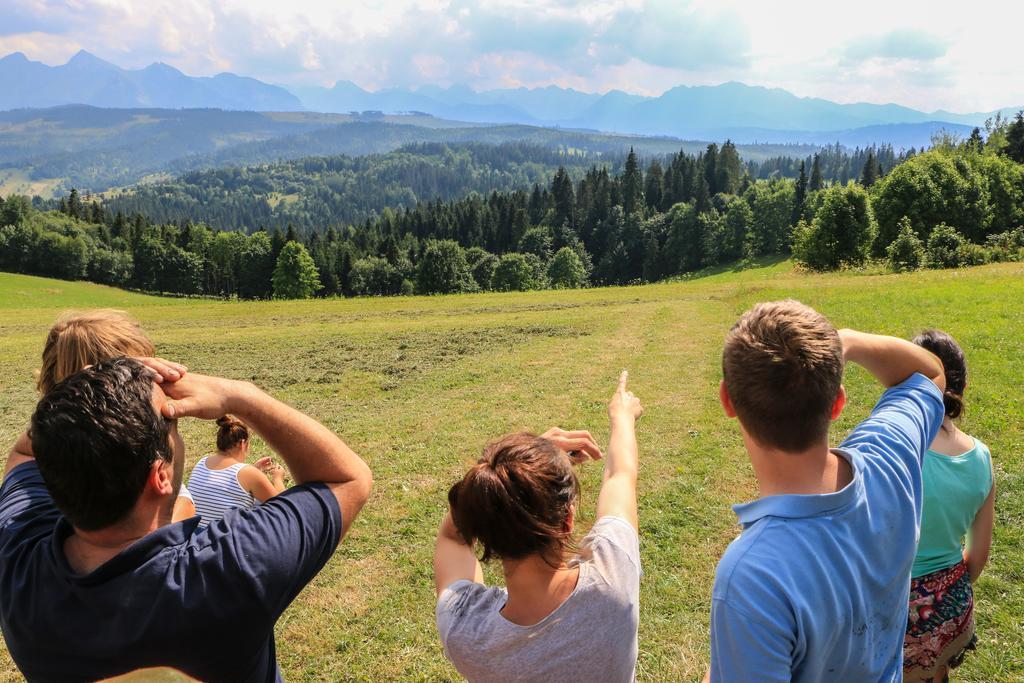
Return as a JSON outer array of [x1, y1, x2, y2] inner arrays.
[[188, 415, 287, 528]]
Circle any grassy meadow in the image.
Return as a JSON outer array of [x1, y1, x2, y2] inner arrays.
[[0, 262, 1021, 681]]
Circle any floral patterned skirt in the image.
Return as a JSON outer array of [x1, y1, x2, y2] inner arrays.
[[903, 560, 977, 682]]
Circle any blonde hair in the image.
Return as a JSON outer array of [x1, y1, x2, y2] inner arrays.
[[37, 310, 156, 394]]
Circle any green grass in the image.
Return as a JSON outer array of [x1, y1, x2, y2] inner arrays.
[[0, 263, 1021, 682]]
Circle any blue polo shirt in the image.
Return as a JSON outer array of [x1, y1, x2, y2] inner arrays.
[[0, 461, 342, 682], [710, 373, 944, 682]]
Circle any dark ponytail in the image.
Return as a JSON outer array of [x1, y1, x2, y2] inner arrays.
[[216, 414, 249, 452], [448, 432, 578, 567], [912, 329, 967, 419]]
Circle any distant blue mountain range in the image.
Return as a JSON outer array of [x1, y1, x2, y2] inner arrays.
[[1, 50, 1018, 147], [0, 50, 302, 111]]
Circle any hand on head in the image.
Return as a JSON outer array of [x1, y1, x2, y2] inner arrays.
[[157, 372, 241, 420], [541, 427, 602, 463], [135, 357, 188, 384], [541, 371, 643, 464], [122, 355, 231, 421]]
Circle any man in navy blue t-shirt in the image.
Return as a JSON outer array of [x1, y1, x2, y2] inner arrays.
[[0, 357, 373, 681]]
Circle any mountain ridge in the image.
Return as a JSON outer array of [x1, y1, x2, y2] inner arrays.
[[1, 51, 1020, 144], [0, 50, 302, 111]]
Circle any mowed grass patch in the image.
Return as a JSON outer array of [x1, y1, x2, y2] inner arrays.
[[0, 263, 1021, 682]]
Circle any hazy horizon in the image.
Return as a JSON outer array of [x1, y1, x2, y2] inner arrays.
[[5, 47, 1020, 119], [4, 0, 1024, 113]]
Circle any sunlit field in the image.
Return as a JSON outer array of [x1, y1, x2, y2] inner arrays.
[[1, 262, 1021, 681]]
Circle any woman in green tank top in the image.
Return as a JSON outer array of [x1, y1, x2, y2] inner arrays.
[[903, 330, 996, 683]]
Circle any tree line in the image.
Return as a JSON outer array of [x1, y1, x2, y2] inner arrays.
[[3, 114, 1023, 298], [93, 140, 910, 237]]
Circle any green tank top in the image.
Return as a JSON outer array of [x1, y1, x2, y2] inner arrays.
[[912, 437, 992, 578]]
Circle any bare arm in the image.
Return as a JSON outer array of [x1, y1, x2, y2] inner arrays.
[[162, 373, 372, 539], [3, 431, 34, 478], [433, 511, 484, 596], [839, 329, 946, 391], [596, 371, 644, 530], [171, 495, 196, 522], [965, 480, 996, 583], [238, 464, 286, 503]]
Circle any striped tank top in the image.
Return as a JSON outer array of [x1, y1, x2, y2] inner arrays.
[[188, 456, 256, 528]]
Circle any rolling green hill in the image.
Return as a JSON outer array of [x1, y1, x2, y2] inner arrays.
[[1, 263, 1021, 681], [0, 106, 819, 196]]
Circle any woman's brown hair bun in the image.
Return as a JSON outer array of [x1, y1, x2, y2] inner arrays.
[[912, 329, 967, 420], [448, 432, 578, 567], [216, 414, 249, 452]]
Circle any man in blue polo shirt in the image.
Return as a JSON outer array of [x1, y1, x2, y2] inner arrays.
[[0, 357, 373, 681], [709, 301, 945, 681]]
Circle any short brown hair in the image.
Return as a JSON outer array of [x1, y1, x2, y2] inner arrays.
[[37, 310, 155, 394], [216, 414, 249, 452], [722, 300, 843, 452], [448, 432, 578, 566]]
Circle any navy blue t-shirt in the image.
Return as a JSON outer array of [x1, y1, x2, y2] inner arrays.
[[0, 462, 342, 682]]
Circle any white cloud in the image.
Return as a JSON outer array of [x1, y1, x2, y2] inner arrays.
[[0, 0, 1022, 112], [842, 29, 948, 63]]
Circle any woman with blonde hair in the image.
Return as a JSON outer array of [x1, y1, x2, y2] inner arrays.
[[4, 309, 195, 521]]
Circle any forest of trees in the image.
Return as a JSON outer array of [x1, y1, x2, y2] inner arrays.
[[2, 113, 1023, 299], [95, 141, 907, 236]]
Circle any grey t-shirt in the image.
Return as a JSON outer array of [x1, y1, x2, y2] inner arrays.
[[436, 516, 641, 682]]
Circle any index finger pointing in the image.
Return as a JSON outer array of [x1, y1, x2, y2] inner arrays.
[[617, 369, 629, 392]]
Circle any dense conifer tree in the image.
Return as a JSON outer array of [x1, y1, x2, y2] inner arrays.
[[621, 148, 644, 215], [809, 154, 824, 191], [1005, 111, 1024, 164], [859, 151, 879, 187]]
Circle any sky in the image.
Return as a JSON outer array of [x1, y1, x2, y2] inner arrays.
[[3, 0, 1023, 112]]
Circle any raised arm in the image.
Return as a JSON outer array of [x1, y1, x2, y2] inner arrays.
[[839, 329, 946, 391], [162, 372, 372, 539], [596, 371, 644, 530], [433, 511, 484, 596]]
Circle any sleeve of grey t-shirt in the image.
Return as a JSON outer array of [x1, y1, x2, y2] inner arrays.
[[573, 515, 642, 595], [435, 579, 500, 655]]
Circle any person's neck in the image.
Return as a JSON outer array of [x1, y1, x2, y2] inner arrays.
[[932, 417, 973, 454], [213, 450, 242, 463], [500, 554, 579, 626], [745, 433, 853, 498], [64, 504, 170, 575]]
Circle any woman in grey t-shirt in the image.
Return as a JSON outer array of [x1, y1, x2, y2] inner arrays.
[[434, 371, 644, 682]]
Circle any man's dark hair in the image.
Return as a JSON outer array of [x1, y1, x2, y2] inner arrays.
[[30, 357, 172, 531]]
